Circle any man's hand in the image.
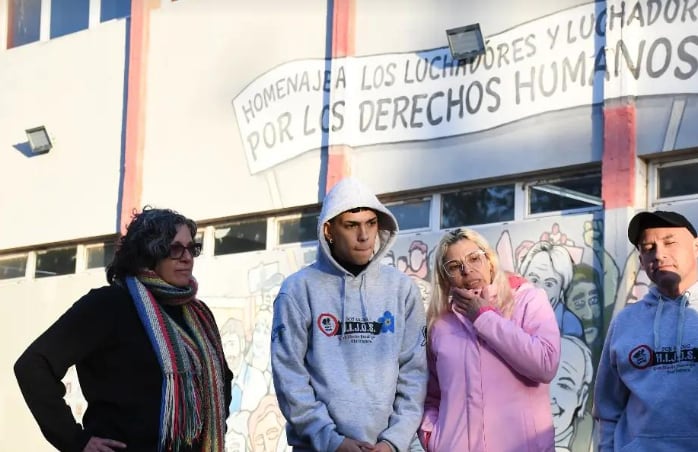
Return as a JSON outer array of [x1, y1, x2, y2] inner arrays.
[[368, 441, 394, 452], [336, 437, 375, 452], [82, 436, 127, 452]]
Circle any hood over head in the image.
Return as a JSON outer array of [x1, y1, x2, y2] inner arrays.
[[317, 177, 398, 273]]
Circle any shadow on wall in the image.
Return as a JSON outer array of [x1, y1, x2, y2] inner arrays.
[[13, 142, 42, 158]]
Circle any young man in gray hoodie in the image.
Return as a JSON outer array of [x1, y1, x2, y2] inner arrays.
[[594, 210, 698, 451], [271, 177, 428, 452]]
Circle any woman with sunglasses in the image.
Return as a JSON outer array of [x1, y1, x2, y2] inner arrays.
[[15, 207, 232, 452], [419, 228, 560, 451]]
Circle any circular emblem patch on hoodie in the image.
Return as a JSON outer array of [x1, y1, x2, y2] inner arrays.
[[629, 344, 653, 369], [317, 313, 340, 337]]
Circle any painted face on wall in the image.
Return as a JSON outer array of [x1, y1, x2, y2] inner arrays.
[[567, 280, 600, 344], [250, 310, 272, 370], [324, 209, 379, 266], [225, 429, 246, 452], [251, 410, 283, 451], [222, 329, 245, 373], [525, 252, 564, 308], [397, 256, 408, 273], [410, 247, 426, 270], [550, 338, 589, 435]]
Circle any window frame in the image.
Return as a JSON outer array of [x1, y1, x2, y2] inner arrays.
[[213, 218, 268, 256], [385, 196, 432, 234], [35, 245, 78, 278], [439, 183, 517, 229], [524, 171, 603, 219], [650, 157, 698, 204], [0, 252, 29, 280], [275, 211, 320, 247]]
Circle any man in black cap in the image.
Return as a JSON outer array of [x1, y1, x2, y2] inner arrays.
[[593, 210, 698, 451]]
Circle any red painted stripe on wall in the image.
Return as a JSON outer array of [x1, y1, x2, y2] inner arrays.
[[120, 0, 159, 232], [332, 0, 354, 57], [326, 0, 355, 193], [6, 1, 15, 47], [602, 104, 637, 209]]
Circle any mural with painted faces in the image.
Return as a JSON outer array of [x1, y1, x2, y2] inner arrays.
[[565, 264, 602, 346], [221, 318, 247, 375], [551, 335, 593, 449], [249, 395, 285, 452], [519, 241, 574, 310]]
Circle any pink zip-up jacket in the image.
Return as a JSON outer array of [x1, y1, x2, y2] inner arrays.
[[420, 282, 560, 452]]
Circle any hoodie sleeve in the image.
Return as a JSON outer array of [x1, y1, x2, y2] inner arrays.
[[377, 282, 428, 451], [592, 317, 629, 452], [473, 286, 561, 383], [14, 288, 120, 452], [270, 292, 345, 452]]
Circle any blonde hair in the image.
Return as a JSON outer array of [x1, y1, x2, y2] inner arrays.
[[427, 228, 515, 332]]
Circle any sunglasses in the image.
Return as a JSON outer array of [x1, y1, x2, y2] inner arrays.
[[168, 243, 202, 259]]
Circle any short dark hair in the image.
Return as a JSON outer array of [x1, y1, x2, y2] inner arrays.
[[106, 206, 197, 283], [329, 207, 376, 223]]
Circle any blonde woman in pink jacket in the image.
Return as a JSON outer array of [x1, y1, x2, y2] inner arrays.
[[419, 228, 561, 452]]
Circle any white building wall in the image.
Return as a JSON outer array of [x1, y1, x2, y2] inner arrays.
[[0, 20, 127, 250], [2, 1, 698, 451], [141, 0, 329, 220]]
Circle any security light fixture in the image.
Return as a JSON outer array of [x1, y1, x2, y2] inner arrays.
[[25, 126, 52, 154], [446, 23, 485, 61]]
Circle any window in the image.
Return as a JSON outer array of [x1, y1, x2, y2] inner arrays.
[[36, 246, 77, 278], [528, 173, 602, 215], [100, 0, 130, 22], [278, 212, 319, 245], [50, 0, 89, 39], [86, 242, 116, 269], [214, 219, 267, 255], [387, 197, 431, 231], [0, 254, 28, 280], [656, 159, 698, 199], [441, 184, 515, 228], [7, 0, 42, 48]]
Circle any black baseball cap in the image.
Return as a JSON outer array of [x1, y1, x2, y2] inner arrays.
[[628, 210, 697, 247]]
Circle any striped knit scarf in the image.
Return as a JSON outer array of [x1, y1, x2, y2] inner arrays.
[[126, 271, 226, 452]]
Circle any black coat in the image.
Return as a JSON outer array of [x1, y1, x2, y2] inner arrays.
[[14, 284, 233, 452]]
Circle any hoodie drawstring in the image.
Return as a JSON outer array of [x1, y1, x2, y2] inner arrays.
[[340, 275, 369, 339], [340, 276, 347, 334], [359, 275, 368, 320], [652, 296, 665, 352], [652, 292, 690, 361], [676, 293, 688, 360]]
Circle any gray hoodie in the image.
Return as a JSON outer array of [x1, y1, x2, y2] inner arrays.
[[593, 282, 698, 451], [271, 177, 427, 451]]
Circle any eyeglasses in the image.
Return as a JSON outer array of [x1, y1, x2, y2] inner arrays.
[[442, 249, 486, 278], [168, 243, 203, 259]]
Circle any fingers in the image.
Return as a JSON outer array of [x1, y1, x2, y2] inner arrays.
[[339, 438, 375, 452], [450, 287, 481, 308], [451, 286, 480, 299]]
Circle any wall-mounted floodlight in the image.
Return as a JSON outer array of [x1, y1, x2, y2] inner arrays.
[[25, 126, 52, 154], [446, 23, 485, 61]]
